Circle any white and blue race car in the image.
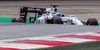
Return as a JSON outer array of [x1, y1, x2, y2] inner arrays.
[[12, 5, 98, 26], [34, 5, 98, 25]]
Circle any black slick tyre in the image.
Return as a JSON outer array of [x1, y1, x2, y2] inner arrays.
[[12, 18, 16, 22], [86, 18, 98, 26], [51, 17, 63, 24]]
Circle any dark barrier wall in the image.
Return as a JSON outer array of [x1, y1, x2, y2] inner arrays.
[[0, 0, 100, 1]]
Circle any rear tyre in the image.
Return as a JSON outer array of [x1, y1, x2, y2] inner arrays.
[[12, 18, 16, 22], [51, 17, 63, 24], [12, 18, 24, 23], [86, 18, 98, 26]]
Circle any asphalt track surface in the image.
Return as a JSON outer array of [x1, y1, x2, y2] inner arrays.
[[0, 23, 27, 26], [0, 23, 100, 40]]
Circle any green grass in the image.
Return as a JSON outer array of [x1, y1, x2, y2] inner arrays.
[[99, 23, 100, 26], [33, 41, 100, 50], [0, 17, 12, 23], [0, 17, 31, 23]]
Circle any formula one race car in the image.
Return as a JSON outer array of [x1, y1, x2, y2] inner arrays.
[[35, 14, 98, 25], [12, 5, 98, 26]]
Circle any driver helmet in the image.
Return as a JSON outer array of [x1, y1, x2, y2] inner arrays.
[[56, 13, 62, 17]]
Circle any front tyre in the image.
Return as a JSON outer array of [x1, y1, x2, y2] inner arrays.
[[51, 17, 63, 24], [86, 18, 98, 26]]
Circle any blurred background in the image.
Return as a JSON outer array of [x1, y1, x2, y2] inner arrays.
[[0, 0, 100, 21]]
